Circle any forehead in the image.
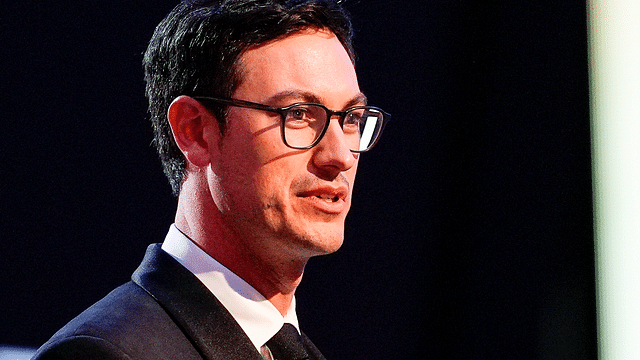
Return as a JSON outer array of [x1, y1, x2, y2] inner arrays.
[[235, 28, 360, 104]]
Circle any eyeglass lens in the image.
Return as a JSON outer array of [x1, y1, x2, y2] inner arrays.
[[282, 104, 383, 152]]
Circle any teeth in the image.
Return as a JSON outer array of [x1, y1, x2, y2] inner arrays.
[[316, 195, 338, 202]]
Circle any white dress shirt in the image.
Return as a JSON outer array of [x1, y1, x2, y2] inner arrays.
[[161, 224, 300, 356]]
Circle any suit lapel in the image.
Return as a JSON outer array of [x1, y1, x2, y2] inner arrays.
[[131, 244, 263, 360]]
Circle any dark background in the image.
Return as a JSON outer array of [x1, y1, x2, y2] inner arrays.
[[2, 1, 595, 359]]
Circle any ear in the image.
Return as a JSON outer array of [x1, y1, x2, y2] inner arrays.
[[168, 95, 221, 168]]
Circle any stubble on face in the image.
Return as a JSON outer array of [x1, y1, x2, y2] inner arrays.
[[209, 29, 360, 262], [217, 167, 352, 261]]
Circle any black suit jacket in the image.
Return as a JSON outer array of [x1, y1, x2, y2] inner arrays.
[[33, 244, 326, 360]]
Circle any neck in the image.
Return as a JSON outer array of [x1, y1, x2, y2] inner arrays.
[[174, 174, 308, 316]]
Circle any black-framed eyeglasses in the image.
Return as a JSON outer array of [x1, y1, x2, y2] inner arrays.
[[193, 96, 389, 153]]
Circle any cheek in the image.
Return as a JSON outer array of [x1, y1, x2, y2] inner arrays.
[[346, 158, 359, 186], [252, 139, 312, 194], [254, 162, 295, 199]]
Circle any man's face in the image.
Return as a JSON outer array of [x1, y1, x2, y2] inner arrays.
[[207, 28, 362, 261]]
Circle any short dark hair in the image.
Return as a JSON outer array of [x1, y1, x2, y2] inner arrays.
[[143, 0, 355, 196]]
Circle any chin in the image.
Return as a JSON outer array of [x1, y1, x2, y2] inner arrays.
[[298, 226, 345, 256], [314, 238, 344, 255], [278, 214, 347, 257]]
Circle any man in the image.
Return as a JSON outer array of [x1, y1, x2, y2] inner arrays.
[[33, 0, 388, 359]]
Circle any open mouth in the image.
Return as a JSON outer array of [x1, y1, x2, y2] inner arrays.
[[316, 194, 340, 203], [300, 192, 347, 215], [295, 184, 349, 214]]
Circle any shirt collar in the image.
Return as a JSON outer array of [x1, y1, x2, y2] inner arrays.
[[161, 224, 299, 351]]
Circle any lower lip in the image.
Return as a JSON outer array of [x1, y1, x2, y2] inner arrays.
[[298, 196, 348, 215]]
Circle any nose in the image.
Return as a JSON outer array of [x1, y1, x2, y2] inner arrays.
[[311, 119, 357, 176]]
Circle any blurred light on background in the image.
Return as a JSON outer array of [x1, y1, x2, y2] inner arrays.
[[589, 0, 640, 358]]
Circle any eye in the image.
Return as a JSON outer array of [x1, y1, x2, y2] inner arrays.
[[284, 108, 311, 129], [289, 108, 307, 120], [344, 111, 362, 125], [342, 110, 363, 134], [284, 105, 321, 129]]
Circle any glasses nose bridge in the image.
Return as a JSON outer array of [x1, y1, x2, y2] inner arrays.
[[325, 108, 349, 127]]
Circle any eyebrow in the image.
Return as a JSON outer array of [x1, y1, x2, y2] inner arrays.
[[265, 90, 368, 109]]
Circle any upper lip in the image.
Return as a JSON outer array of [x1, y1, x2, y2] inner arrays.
[[296, 185, 349, 202]]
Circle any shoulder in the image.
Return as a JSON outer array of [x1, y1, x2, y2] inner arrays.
[[31, 335, 133, 360], [32, 281, 202, 360]]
